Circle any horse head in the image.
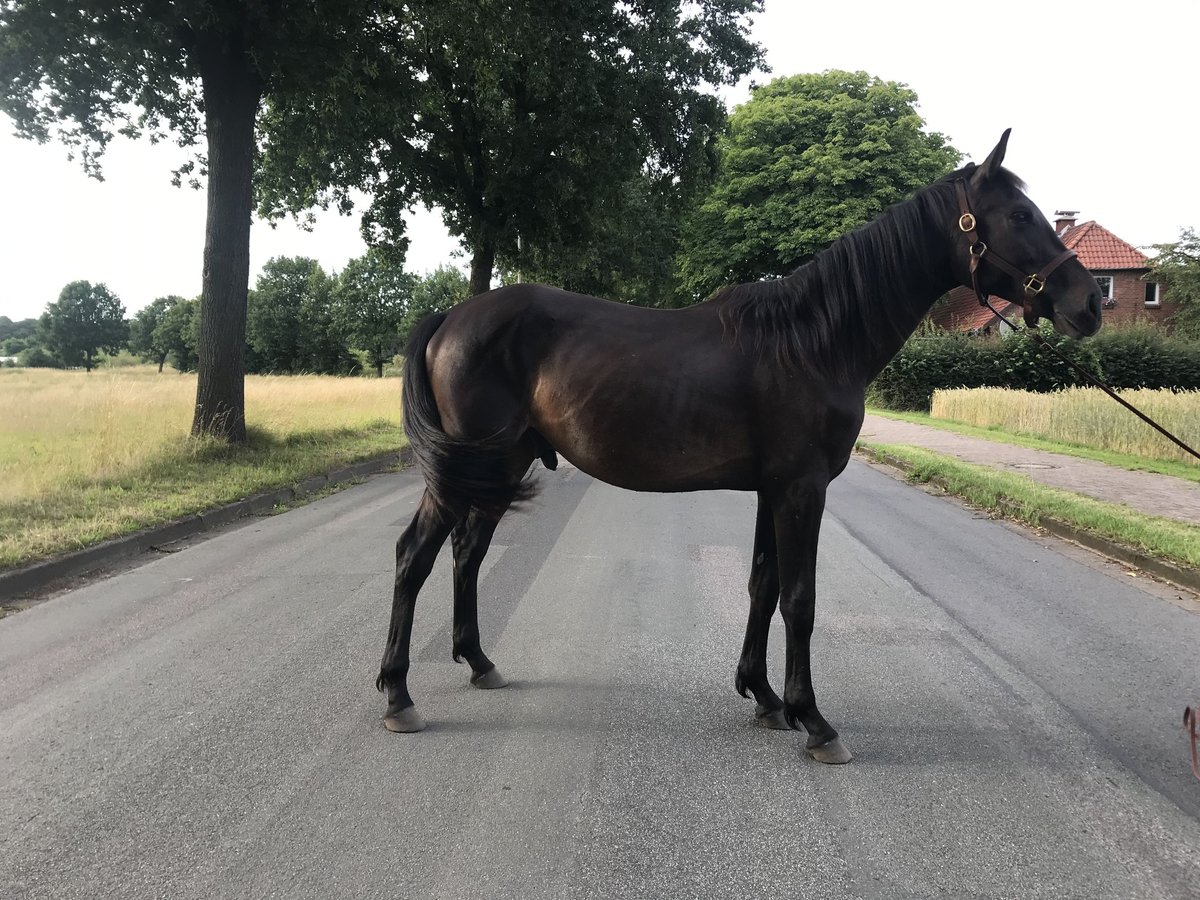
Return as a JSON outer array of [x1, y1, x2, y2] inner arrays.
[[953, 130, 1102, 339]]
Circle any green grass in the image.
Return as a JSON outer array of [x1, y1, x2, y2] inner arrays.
[[856, 440, 1200, 571], [868, 407, 1200, 485]]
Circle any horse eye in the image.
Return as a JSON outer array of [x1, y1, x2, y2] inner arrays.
[[1010, 210, 1033, 225]]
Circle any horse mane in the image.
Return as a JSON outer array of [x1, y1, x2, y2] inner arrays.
[[715, 163, 1027, 379]]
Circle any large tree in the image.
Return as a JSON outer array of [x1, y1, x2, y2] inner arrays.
[[259, 0, 763, 296], [246, 257, 357, 375], [129, 295, 184, 372], [155, 296, 200, 373], [677, 71, 961, 300], [0, 0, 389, 439], [1147, 227, 1200, 338], [399, 265, 471, 348], [334, 249, 414, 377], [40, 280, 128, 371]]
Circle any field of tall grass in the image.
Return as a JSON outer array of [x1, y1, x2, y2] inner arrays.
[[930, 387, 1200, 466], [1, 367, 404, 570]]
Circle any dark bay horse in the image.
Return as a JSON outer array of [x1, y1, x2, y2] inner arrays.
[[377, 131, 1102, 763]]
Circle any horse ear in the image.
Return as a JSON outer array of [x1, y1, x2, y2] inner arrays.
[[973, 128, 1012, 183]]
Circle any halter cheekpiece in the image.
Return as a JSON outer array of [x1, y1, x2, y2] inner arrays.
[[954, 179, 1076, 320]]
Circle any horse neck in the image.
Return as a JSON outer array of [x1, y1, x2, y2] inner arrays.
[[797, 202, 960, 386]]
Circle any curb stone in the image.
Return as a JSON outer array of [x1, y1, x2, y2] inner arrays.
[[0, 448, 414, 603], [854, 443, 1200, 596]]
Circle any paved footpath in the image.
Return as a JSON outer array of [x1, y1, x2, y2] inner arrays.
[[859, 414, 1200, 527]]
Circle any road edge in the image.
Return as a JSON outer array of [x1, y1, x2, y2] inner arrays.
[[1, 447, 415, 603], [854, 444, 1200, 596]]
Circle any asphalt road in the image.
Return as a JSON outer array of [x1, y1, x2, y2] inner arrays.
[[2, 459, 1198, 899]]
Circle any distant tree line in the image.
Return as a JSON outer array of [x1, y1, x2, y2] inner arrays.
[[1, 253, 468, 375]]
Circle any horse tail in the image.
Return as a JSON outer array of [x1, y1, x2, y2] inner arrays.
[[401, 312, 538, 518]]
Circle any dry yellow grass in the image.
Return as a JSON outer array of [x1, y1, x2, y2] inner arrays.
[[0, 367, 402, 504], [930, 387, 1200, 466], [0, 367, 404, 569]]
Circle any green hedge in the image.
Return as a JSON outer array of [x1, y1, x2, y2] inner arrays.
[[868, 322, 1200, 411]]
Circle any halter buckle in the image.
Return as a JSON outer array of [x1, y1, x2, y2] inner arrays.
[[1024, 274, 1046, 295], [958, 213, 977, 233]]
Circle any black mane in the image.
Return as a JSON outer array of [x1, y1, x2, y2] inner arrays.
[[715, 163, 1027, 380]]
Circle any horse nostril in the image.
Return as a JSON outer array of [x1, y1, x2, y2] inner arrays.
[[1088, 291, 1101, 319]]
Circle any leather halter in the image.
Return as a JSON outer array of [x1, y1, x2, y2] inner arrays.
[[954, 179, 1077, 326]]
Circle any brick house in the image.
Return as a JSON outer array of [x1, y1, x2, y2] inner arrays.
[[929, 212, 1178, 332]]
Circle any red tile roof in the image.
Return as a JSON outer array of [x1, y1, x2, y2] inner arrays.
[[928, 286, 1019, 332], [1060, 221, 1149, 271]]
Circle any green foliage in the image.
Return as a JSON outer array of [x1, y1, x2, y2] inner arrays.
[[129, 296, 185, 371], [0, 316, 38, 344], [39, 280, 128, 371], [996, 325, 1103, 394], [867, 331, 995, 411], [258, 1, 763, 294], [870, 323, 1200, 410], [334, 250, 414, 377], [513, 170, 706, 307], [401, 266, 471, 348], [17, 345, 62, 368], [1085, 322, 1200, 391], [154, 297, 200, 373], [246, 257, 359, 375], [677, 71, 961, 300], [1146, 226, 1200, 338]]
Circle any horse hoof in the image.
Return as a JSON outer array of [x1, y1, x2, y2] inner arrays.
[[806, 736, 853, 765], [471, 667, 508, 690], [383, 706, 426, 733], [754, 704, 790, 730]]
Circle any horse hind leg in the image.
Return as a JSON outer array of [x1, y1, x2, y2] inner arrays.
[[378, 490, 461, 733], [449, 442, 537, 689]]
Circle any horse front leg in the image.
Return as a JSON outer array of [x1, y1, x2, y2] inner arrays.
[[736, 492, 788, 729], [772, 478, 853, 764], [377, 491, 457, 733]]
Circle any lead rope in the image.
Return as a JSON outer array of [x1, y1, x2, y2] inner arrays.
[[1186, 707, 1200, 781], [979, 295, 1200, 463]]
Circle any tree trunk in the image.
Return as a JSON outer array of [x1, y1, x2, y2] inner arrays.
[[190, 51, 262, 443], [376, 361, 384, 378], [469, 238, 496, 296]]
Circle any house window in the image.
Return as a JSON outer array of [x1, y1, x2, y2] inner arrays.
[[1095, 275, 1115, 308], [1144, 282, 1161, 307]]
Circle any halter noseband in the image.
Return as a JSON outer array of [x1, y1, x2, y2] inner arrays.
[[954, 179, 1077, 325]]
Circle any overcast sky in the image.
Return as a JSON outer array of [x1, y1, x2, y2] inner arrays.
[[2, 0, 1197, 322]]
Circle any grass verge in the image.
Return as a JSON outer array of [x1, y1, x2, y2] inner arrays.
[[856, 440, 1200, 572], [868, 407, 1200, 485], [0, 424, 405, 571], [1, 368, 407, 571]]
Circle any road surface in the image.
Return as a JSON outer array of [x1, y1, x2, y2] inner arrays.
[[2, 459, 1198, 899]]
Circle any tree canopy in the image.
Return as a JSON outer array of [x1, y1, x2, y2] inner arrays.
[[259, 0, 763, 296], [129, 296, 184, 372], [39, 280, 127, 371], [334, 250, 414, 377], [246, 257, 358, 375], [399, 266, 471, 348], [1147, 227, 1200, 338], [677, 70, 961, 300]]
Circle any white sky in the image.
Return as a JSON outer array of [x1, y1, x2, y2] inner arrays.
[[2, 0, 1197, 322]]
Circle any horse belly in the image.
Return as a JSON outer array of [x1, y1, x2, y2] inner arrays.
[[529, 371, 757, 492]]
